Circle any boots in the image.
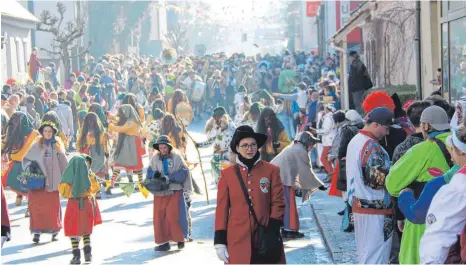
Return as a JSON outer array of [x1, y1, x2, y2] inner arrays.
[[32, 233, 40, 244], [154, 242, 170, 252], [15, 195, 22, 206], [70, 249, 81, 264], [51, 233, 58, 241], [177, 242, 185, 250], [83, 246, 92, 262]]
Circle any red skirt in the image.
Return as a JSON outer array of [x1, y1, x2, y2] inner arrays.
[[29, 189, 62, 233], [64, 198, 94, 237], [114, 137, 144, 170], [153, 191, 185, 244], [92, 197, 102, 226], [328, 160, 342, 197]]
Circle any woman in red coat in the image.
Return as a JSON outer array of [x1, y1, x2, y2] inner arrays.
[[214, 125, 286, 264]]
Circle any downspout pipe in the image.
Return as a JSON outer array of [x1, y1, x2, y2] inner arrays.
[[415, 0, 422, 100], [331, 41, 349, 110]]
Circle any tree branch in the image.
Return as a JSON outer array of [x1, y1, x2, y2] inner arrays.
[[56, 2, 66, 32], [39, 47, 61, 55]]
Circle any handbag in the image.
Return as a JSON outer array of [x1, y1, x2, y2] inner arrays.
[[234, 166, 283, 263], [19, 161, 45, 190], [143, 167, 170, 194]]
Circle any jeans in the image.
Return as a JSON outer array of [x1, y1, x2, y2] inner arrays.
[[351, 91, 365, 114], [310, 147, 318, 166], [277, 112, 295, 140]]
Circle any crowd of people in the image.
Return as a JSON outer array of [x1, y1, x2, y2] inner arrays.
[[1, 45, 465, 265]]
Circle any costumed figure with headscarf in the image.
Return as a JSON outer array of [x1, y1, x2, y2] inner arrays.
[[122, 93, 146, 125], [28, 48, 43, 83], [149, 135, 193, 252], [271, 131, 325, 239], [1, 112, 40, 206], [22, 121, 68, 243], [196, 107, 236, 184], [144, 99, 167, 159], [76, 113, 109, 182], [256, 107, 291, 162], [167, 89, 189, 118], [160, 114, 187, 157], [240, 102, 262, 128], [58, 155, 101, 264], [108, 104, 145, 188], [214, 125, 286, 264]]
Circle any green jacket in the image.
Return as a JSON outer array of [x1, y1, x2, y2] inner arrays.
[[386, 132, 451, 264], [278, 70, 297, 93]]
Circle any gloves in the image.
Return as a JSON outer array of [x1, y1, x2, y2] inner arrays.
[[214, 244, 229, 263]]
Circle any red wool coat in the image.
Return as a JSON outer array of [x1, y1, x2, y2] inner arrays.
[[214, 160, 286, 264]]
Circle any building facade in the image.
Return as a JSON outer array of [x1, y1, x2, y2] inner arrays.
[[1, 0, 39, 84], [440, 1, 466, 103]]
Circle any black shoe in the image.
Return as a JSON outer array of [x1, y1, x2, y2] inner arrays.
[[70, 249, 81, 264], [318, 185, 328, 191], [281, 229, 289, 238], [154, 243, 171, 252], [337, 209, 345, 216], [286, 231, 305, 239], [52, 233, 58, 241], [177, 242, 185, 250], [33, 234, 40, 244], [83, 246, 92, 262]]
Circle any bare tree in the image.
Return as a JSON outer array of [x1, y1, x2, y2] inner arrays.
[[37, 2, 91, 80], [164, 23, 189, 55], [366, 1, 416, 86]]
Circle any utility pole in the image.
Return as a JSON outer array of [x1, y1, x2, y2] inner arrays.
[[415, 0, 422, 100]]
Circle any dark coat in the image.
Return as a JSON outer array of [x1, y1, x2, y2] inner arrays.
[[348, 59, 372, 92], [336, 122, 363, 191], [380, 127, 407, 160]]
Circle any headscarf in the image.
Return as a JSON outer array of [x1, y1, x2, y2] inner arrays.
[[60, 155, 91, 198], [88, 103, 108, 128], [119, 104, 142, 127]]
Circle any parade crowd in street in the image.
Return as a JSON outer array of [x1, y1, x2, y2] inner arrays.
[[1, 46, 466, 265]]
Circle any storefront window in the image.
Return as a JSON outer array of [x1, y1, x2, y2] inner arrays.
[[442, 23, 449, 99], [442, 0, 449, 17], [449, 17, 466, 102]]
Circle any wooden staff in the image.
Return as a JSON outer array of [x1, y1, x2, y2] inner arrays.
[[178, 118, 210, 205]]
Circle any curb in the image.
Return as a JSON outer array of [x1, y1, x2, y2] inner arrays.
[[310, 203, 336, 263]]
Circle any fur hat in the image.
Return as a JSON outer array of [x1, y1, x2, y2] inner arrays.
[[362, 91, 395, 114]]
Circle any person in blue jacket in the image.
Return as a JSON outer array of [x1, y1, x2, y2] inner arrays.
[[398, 135, 460, 225]]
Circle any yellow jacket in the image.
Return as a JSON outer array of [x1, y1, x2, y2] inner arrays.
[[58, 172, 100, 199], [76, 130, 109, 154], [265, 129, 290, 155], [8, 131, 40, 161], [109, 121, 140, 136]]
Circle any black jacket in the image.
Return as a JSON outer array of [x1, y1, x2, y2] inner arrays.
[[380, 127, 407, 160], [336, 122, 363, 191], [348, 59, 372, 92]]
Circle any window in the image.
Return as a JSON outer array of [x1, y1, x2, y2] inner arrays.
[[442, 23, 449, 98], [449, 17, 466, 103]]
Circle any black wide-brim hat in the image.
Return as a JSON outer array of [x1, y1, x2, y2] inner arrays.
[[152, 135, 173, 151], [230, 125, 268, 154]]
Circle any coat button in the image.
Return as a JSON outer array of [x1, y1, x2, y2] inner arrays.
[[248, 189, 251, 192], [247, 174, 251, 177], [249, 196, 252, 199], [248, 181, 251, 184]]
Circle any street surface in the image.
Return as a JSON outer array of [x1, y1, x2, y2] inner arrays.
[[2, 117, 333, 264]]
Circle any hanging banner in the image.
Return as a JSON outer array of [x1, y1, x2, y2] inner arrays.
[[306, 1, 321, 17]]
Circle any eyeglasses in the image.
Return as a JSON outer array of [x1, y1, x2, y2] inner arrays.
[[239, 143, 258, 150]]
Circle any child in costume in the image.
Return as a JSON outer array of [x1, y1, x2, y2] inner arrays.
[[59, 155, 101, 264]]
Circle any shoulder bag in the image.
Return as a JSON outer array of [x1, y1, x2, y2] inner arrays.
[[234, 166, 283, 263]]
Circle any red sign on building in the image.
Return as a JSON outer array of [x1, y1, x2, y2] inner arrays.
[[306, 1, 321, 17]]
